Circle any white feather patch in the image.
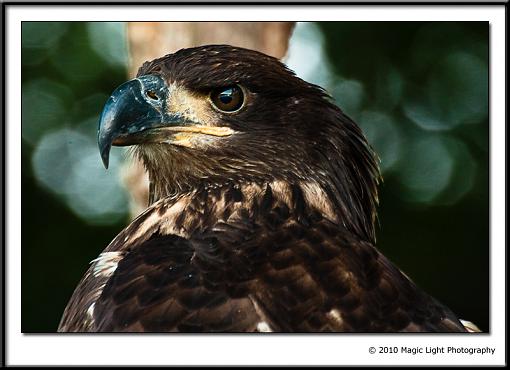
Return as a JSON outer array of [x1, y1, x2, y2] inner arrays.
[[86, 302, 96, 319], [90, 252, 124, 278], [326, 308, 344, 327], [249, 295, 274, 332], [300, 181, 337, 222], [256, 322, 272, 332], [460, 319, 482, 332]]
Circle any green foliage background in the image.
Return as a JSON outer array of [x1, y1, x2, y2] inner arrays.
[[22, 22, 489, 332]]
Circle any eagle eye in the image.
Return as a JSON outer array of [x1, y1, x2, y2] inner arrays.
[[210, 85, 244, 112]]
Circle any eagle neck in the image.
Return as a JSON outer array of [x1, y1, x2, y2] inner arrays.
[[144, 179, 359, 238]]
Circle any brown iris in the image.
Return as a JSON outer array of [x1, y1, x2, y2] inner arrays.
[[210, 85, 244, 112]]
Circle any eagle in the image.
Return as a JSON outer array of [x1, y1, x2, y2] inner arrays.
[[58, 45, 477, 333]]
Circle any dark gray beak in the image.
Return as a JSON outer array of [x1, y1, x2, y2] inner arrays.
[[97, 74, 179, 169]]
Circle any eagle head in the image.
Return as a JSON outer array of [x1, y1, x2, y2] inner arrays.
[[97, 44, 380, 243]]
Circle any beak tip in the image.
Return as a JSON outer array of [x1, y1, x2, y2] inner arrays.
[[99, 144, 111, 170]]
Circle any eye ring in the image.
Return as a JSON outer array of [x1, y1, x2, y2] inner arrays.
[[146, 90, 159, 100], [209, 85, 245, 113]]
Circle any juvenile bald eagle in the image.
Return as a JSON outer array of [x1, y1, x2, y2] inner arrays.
[[59, 45, 476, 332]]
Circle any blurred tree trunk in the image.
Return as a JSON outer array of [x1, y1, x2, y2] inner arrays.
[[123, 22, 295, 218]]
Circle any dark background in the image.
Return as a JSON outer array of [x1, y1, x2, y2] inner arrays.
[[21, 22, 489, 332]]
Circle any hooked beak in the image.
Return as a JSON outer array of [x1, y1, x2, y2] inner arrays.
[[97, 74, 181, 169]]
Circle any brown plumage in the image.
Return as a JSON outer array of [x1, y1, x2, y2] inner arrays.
[[59, 45, 474, 332]]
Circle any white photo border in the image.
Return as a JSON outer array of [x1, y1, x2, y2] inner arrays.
[[6, 4, 506, 366]]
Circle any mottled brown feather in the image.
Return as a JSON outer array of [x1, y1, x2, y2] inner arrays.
[[59, 181, 466, 332]]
